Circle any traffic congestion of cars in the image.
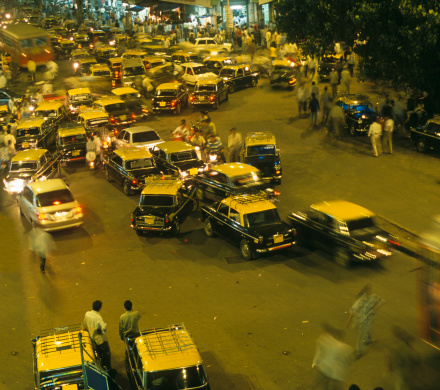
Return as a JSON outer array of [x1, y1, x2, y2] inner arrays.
[[0, 5, 437, 390]]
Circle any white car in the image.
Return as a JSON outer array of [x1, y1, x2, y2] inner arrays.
[[112, 126, 164, 150], [181, 38, 232, 54], [17, 179, 84, 231], [180, 63, 218, 86]]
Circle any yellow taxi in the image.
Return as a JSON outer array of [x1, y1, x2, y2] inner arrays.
[[115, 33, 129, 46], [125, 323, 210, 389], [94, 45, 118, 62], [111, 86, 149, 118], [92, 97, 135, 127], [270, 59, 296, 89], [0, 104, 10, 129], [75, 55, 98, 75], [66, 87, 93, 115], [203, 55, 234, 74], [121, 49, 148, 60], [56, 123, 88, 163], [31, 324, 119, 389], [171, 51, 200, 64], [136, 38, 154, 51], [15, 118, 56, 150], [34, 101, 68, 125], [89, 63, 112, 77], [77, 108, 110, 135]]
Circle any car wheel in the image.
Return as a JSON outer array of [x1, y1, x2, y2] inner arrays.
[[196, 188, 204, 201], [228, 83, 235, 94], [335, 247, 351, 267], [251, 79, 257, 87], [105, 167, 113, 182], [203, 218, 215, 237], [191, 198, 199, 213], [135, 229, 143, 237], [123, 179, 131, 196], [240, 239, 255, 260], [213, 98, 219, 109], [417, 138, 426, 153], [172, 219, 180, 237]]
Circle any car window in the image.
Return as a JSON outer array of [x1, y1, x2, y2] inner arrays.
[[132, 131, 161, 143], [237, 68, 244, 77], [127, 158, 154, 169], [229, 208, 240, 223], [112, 155, 123, 166], [22, 187, 33, 203], [213, 172, 229, 185], [36, 189, 75, 207], [117, 130, 125, 140], [244, 209, 281, 228], [123, 132, 130, 142], [218, 203, 229, 216]]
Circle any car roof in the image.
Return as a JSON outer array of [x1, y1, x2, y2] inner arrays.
[[0, 105, 8, 111], [337, 94, 371, 105], [311, 200, 376, 221], [111, 87, 138, 95], [156, 141, 194, 153], [68, 87, 91, 95], [211, 162, 260, 177], [221, 65, 242, 70], [17, 118, 46, 129], [196, 78, 220, 85], [58, 125, 86, 137], [245, 132, 276, 146], [134, 323, 202, 372], [141, 176, 182, 195], [12, 148, 48, 161], [36, 101, 64, 110], [78, 56, 97, 63], [222, 194, 276, 214], [273, 59, 293, 67], [114, 146, 152, 160], [94, 97, 124, 106], [156, 82, 183, 90], [27, 178, 69, 193], [79, 109, 109, 119], [172, 50, 198, 56], [124, 125, 157, 134], [182, 62, 205, 67]]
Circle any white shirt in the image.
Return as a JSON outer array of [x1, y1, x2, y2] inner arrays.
[[4, 133, 15, 147], [368, 122, 383, 136], [384, 118, 394, 132], [228, 132, 242, 149], [83, 310, 108, 345]]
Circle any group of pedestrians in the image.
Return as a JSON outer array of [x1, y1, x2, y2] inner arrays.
[[368, 115, 394, 157]]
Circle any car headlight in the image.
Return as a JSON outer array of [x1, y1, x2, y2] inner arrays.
[[358, 119, 363, 124], [274, 164, 281, 169], [73, 62, 79, 69], [180, 171, 188, 178], [4, 178, 24, 193]]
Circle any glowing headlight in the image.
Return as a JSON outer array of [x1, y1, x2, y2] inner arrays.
[[358, 119, 362, 124], [4, 178, 24, 193], [73, 62, 79, 69], [209, 154, 217, 162], [180, 171, 188, 178]]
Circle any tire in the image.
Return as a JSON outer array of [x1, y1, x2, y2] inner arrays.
[[191, 198, 199, 213], [228, 83, 235, 94], [135, 229, 143, 237], [213, 98, 219, 109], [105, 167, 113, 182], [240, 239, 255, 260], [417, 138, 426, 153], [172, 219, 180, 237], [203, 218, 214, 237], [349, 123, 356, 136], [123, 179, 131, 196], [335, 247, 351, 267], [251, 79, 257, 87], [196, 188, 204, 201]]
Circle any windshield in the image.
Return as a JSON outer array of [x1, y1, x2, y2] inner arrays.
[[219, 68, 236, 77], [246, 145, 276, 156], [70, 93, 91, 101], [146, 365, 209, 390], [17, 127, 41, 137], [170, 150, 197, 163], [127, 158, 154, 169], [60, 134, 86, 144], [10, 160, 38, 171], [192, 66, 209, 75], [132, 131, 160, 143], [155, 90, 177, 97], [92, 70, 111, 76], [140, 194, 175, 207], [195, 84, 216, 92], [232, 172, 262, 187], [36, 189, 75, 207], [244, 208, 282, 228], [103, 103, 126, 113], [273, 66, 292, 73], [86, 118, 108, 127], [123, 67, 145, 76], [35, 110, 57, 118], [346, 217, 378, 237], [39, 367, 84, 390]]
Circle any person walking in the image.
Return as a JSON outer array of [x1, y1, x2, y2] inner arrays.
[[83, 300, 114, 373], [347, 284, 385, 357], [27, 59, 36, 83], [330, 69, 339, 99], [328, 100, 345, 139], [265, 29, 271, 50], [311, 81, 319, 99], [368, 117, 383, 157], [320, 87, 332, 124], [296, 82, 307, 117], [347, 51, 355, 77], [382, 114, 394, 154], [308, 92, 320, 128], [227, 127, 242, 162], [341, 66, 351, 94], [119, 300, 141, 341], [28, 227, 55, 273]]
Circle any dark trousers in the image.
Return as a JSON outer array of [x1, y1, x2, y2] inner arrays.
[[96, 341, 112, 370], [39, 255, 46, 271]]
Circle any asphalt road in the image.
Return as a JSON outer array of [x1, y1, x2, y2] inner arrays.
[[1, 63, 440, 390]]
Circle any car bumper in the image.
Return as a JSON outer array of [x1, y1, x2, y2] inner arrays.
[[152, 106, 176, 112], [352, 248, 393, 262], [61, 156, 86, 162], [190, 100, 216, 107], [131, 224, 172, 232], [256, 241, 295, 254], [36, 217, 84, 232]]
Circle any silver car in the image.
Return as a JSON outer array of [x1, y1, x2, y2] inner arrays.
[[112, 126, 164, 151]]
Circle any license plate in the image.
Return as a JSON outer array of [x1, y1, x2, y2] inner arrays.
[[273, 234, 284, 244], [22, 142, 29, 148], [72, 150, 80, 156], [159, 102, 166, 107], [55, 212, 69, 220], [120, 115, 127, 120], [189, 168, 198, 175], [199, 96, 204, 101], [144, 216, 155, 224]]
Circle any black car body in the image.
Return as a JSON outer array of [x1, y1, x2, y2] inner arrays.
[[92, 98, 136, 128], [219, 64, 259, 93], [336, 94, 377, 136], [242, 132, 282, 184], [56, 123, 88, 163], [410, 118, 440, 153], [15, 118, 56, 151], [111, 87, 149, 118], [203, 56, 234, 75], [152, 82, 188, 115], [287, 200, 394, 267], [201, 194, 296, 260], [189, 78, 228, 109], [270, 59, 296, 89], [131, 176, 198, 236], [53, 39, 76, 59], [104, 147, 161, 195]]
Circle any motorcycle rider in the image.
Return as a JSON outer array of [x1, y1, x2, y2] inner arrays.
[[206, 133, 225, 164], [172, 119, 190, 141], [86, 135, 97, 169], [189, 129, 206, 161], [200, 118, 216, 139]]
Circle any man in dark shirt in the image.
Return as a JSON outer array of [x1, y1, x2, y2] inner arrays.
[[119, 300, 141, 341]]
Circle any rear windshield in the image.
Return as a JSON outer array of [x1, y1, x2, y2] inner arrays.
[[132, 131, 160, 143], [103, 103, 126, 113], [346, 217, 377, 236], [247, 145, 276, 156], [219, 68, 235, 77], [232, 172, 262, 187], [123, 67, 145, 76], [155, 90, 177, 97], [87, 118, 108, 127], [196, 84, 216, 92], [244, 208, 281, 228], [35, 110, 57, 118], [17, 127, 41, 137], [140, 194, 174, 206], [36, 189, 75, 207], [10, 161, 38, 171], [170, 150, 197, 162], [192, 66, 209, 75], [60, 134, 86, 144], [127, 158, 154, 169]]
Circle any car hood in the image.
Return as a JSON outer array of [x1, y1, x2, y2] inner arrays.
[[353, 111, 376, 120], [16, 136, 40, 142], [6, 171, 36, 180], [60, 142, 87, 152], [245, 155, 277, 166], [271, 71, 294, 80]]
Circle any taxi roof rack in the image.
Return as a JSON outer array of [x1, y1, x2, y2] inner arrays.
[[139, 323, 195, 358], [144, 174, 181, 186], [229, 191, 269, 205], [245, 132, 275, 142], [38, 323, 83, 355]]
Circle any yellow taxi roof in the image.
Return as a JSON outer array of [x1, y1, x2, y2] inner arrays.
[[114, 146, 152, 160], [79, 110, 109, 119], [12, 148, 48, 162], [311, 200, 376, 221], [212, 163, 260, 177], [196, 78, 220, 85], [0, 105, 8, 111], [94, 97, 124, 106], [68, 87, 91, 95], [222, 65, 242, 70], [204, 56, 231, 61], [135, 324, 202, 372], [77, 57, 97, 63], [223, 195, 276, 214], [36, 101, 64, 111], [111, 87, 138, 96], [17, 118, 46, 129], [123, 49, 147, 55], [58, 126, 86, 137], [273, 59, 293, 67], [35, 329, 94, 372], [141, 177, 182, 196], [108, 57, 123, 63], [173, 50, 197, 56], [157, 82, 183, 90], [156, 141, 194, 154], [245, 132, 276, 146]]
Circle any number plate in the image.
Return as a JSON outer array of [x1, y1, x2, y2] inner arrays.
[[159, 102, 166, 107], [199, 96, 204, 101], [120, 115, 127, 120], [22, 142, 29, 148], [144, 216, 155, 224], [189, 167, 198, 175], [72, 150, 80, 156], [273, 234, 284, 244]]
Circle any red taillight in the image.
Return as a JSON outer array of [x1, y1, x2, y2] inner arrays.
[[37, 213, 47, 220], [113, 129, 119, 136], [110, 116, 116, 123], [170, 100, 176, 108], [209, 95, 215, 101], [131, 179, 137, 186], [259, 236, 263, 244], [131, 214, 134, 223], [75, 206, 82, 214], [114, 70, 120, 78], [273, 190, 280, 196], [388, 239, 400, 247], [165, 218, 169, 223], [131, 113, 136, 120], [111, 80, 115, 87], [189, 95, 195, 102]]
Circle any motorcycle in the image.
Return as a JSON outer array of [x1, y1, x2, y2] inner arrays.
[[206, 149, 225, 168], [86, 151, 96, 174]]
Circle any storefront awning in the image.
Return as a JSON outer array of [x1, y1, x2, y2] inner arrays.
[[136, 0, 211, 8], [129, 5, 145, 11]]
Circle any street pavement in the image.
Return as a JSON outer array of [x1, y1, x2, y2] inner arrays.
[[1, 61, 440, 390]]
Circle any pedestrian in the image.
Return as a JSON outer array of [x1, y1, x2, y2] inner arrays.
[[312, 323, 353, 390], [311, 81, 319, 99], [367, 117, 383, 157], [269, 42, 277, 63], [335, 57, 344, 84], [382, 114, 394, 154], [4, 128, 16, 148], [0, 71, 6, 89], [227, 127, 242, 162], [83, 300, 114, 372], [347, 51, 355, 77], [28, 227, 55, 273], [309, 92, 320, 128], [309, 55, 317, 78], [341, 66, 351, 94], [4, 66, 12, 87], [119, 300, 141, 341], [296, 82, 307, 117], [320, 87, 332, 124], [330, 69, 339, 99], [347, 283, 384, 356], [27, 59, 36, 83], [328, 100, 345, 139]]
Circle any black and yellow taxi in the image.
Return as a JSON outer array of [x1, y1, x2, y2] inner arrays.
[[136, 38, 154, 51], [109, 57, 123, 88], [53, 38, 77, 59], [111, 87, 149, 118], [336, 94, 377, 136], [73, 32, 90, 48], [104, 147, 161, 195], [287, 200, 395, 267], [219, 64, 259, 93], [77, 109, 110, 135], [70, 48, 91, 70], [201, 193, 296, 260], [92, 97, 136, 127], [141, 35, 171, 54], [410, 117, 440, 153], [142, 56, 167, 70], [74, 55, 98, 76], [194, 162, 267, 204], [124, 323, 210, 389], [241, 132, 282, 184], [0, 104, 10, 130], [130, 176, 198, 236], [150, 141, 206, 178], [171, 51, 200, 65], [189, 78, 228, 109], [34, 101, 68, 127], [152, 82, 188, 115], [115, 33, 129, 46], [15, 118, 56, 151], [89, 63, 112, 78], [32, 324, 121, 390], [121, 49, 149, 60], [3, 149, 60, 194], [270, 59, 296, 89], [94, 45, 118, 63], [66, 87, 93, 116], [203, 55, 234, 75], [56, 123, 88, 163]]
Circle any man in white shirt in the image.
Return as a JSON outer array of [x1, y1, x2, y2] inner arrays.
[[4, 128, 15, 148], [368, 117, 383, 157], [227, 127, 242, 162], [265, 30, 271, 49], [382, 117, 394, 154], [83, 300, 113, 371]]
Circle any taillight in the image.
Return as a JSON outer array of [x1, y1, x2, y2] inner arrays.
[[259, 236, 263, 244], [273, 190, 280, 196], [388, 239, 400, 247], [113, 129, 119, 136], [110, 116, 116, 123], [131, 214, 134, 223], [75, 206, 82, 214], [114, 70, 120, 78], [170, 100, 176, 108], [131, 179, 137, 186], [209, 95, 216, 101], [111, 80, 115, 87], [131, 113, 136, 120], [165, 217, 169, 223], [37, 213, 47, 220], [189, 95, 195, 102]]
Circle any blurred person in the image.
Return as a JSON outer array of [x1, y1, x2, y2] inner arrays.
[[0, 71, 6, 88], [266, 29, 271, 49], [311, 81, 319, 99], [320, 87, 332, 124], [367, 117, 383, 157], [4, 128, 16, 148], [312, 323, 353, 390], [309, 55, 317, 78], [296, 82, 307, 117], [227, 127, 242, 162], [28, 227, 55, 273], [382, 114, 394, 154], [206, 133, 225, 163], [347, 283, 385, 356], [142, 76, 154, 98], [269, 42, 277, 63], [328, 100, 345, 139], [330, 69, 339, 99], [341, 66, 351, 94], [200, 118, 216, 138], [172, 119, 190, 141], [27, 59, 36, 83], [308, 92, 320, 128], [119, 300, 141, 341], [347, 51, 355, 77]]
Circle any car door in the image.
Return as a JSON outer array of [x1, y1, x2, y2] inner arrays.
[[108, 153, 123, 183], [235, 67, 244, 88], [204, 172, 230, 202], [113, 129, 127, 148], [218, 80, 227, 101], [305, 209, 331, 249], [210, 201, 229, 235]]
